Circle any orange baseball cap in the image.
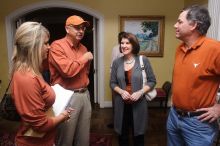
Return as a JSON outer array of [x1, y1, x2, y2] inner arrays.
[[66, 15, 89, 27]]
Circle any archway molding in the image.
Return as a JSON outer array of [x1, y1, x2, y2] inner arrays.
[[5, 0, 108, 107]]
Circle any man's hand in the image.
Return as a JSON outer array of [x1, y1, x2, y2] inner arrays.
[[83, 52, 93, 61], [197, 104, 220, 123]]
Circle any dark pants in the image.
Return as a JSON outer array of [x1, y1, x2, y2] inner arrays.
[[118, 104, 144, 146]]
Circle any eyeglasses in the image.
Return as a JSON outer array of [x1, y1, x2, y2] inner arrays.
[[69, 25, 86, 31]]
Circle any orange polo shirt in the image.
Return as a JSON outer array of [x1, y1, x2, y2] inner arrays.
[[48, 36, 90, 90], [172, 36, 220, 111], [12, 71, 56, 146]]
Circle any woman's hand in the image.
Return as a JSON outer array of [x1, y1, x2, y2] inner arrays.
[[52, 107, 74, 126], [130, 90, 143, 101], [120, 90, 131, 101], [60, 107, 74, 122]]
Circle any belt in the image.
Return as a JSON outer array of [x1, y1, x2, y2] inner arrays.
[[173, 106, 206, 117], [73, 88, 87, 93]]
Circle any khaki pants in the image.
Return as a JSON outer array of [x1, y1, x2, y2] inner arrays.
[[56, 90, 91, 146]]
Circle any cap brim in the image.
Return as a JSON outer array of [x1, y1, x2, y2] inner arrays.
[[81, 21, 90, 27]]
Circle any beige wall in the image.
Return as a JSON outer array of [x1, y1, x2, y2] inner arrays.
[[0, 0, 184, 101], [184, 0, 208, 6]]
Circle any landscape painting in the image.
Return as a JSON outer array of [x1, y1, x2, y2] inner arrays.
[[120, 16, 165, 57]]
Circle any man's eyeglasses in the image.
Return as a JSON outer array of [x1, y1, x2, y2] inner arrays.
[[69, 25, 86, 31]]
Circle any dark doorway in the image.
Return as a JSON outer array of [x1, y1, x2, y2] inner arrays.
[[19, 8, 95, 105]]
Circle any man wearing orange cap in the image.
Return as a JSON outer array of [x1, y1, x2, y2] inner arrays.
[[48, 15, 93, 146]]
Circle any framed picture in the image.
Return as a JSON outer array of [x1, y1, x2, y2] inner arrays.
[[120, 16, 165, 57]]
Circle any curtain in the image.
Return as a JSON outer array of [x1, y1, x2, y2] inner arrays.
[[207, 0, 220, 40]]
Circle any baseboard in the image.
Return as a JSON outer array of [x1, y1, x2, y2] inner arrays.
[[99, 101, 171, 108], [99, 101, 112, 108]]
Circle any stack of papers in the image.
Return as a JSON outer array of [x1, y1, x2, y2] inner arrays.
[[51, 84, 74, 116]]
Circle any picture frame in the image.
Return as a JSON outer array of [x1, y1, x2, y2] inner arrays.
[[120, 15, 165, 57]]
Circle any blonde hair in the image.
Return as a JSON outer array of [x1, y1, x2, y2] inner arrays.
[[11, 21, 49, 76]]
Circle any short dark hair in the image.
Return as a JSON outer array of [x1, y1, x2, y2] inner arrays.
[[118, 31, 126, 43], [119, 32, 140, 55], [183, 5, 211, 35]]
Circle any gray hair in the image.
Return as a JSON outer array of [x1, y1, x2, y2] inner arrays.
[[183, 5, 211, 35]]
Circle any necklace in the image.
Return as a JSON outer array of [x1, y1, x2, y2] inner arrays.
[[125, 58, 135, 64]]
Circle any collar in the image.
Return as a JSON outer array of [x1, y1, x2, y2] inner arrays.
[[180, 36, 206, 53], [64, 36, 81, 49]]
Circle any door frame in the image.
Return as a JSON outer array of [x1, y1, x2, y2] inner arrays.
[[5, 0, 108, 107]]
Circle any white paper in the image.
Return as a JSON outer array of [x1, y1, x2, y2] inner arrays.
[[51, 84, 74, 116]]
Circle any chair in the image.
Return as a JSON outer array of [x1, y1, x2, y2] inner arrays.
[[153, 81, 172, 110]]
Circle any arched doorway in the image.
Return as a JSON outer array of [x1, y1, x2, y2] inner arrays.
[[5, 1, 106, 107], [22, 8, 95, 105]]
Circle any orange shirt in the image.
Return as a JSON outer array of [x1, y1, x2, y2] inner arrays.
[[172, 36, 220, 111], [12, 71, 56, 146], [125, 68, 133, 94], [48, 36, 90, 90]]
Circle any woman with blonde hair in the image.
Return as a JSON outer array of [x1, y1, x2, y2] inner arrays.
[[11, 21, 73, 146]]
